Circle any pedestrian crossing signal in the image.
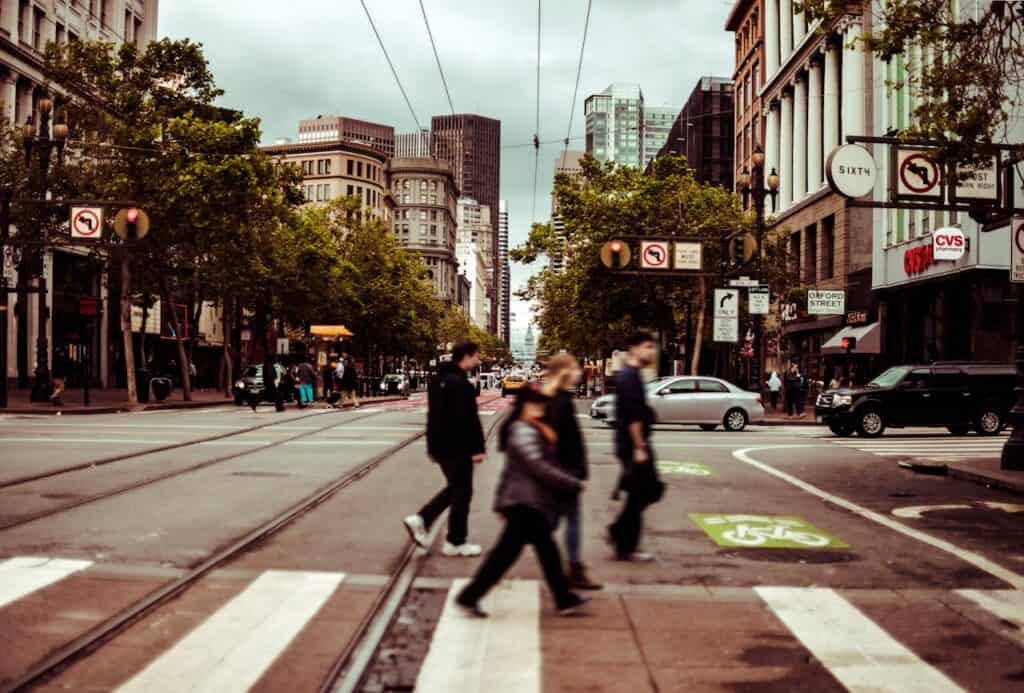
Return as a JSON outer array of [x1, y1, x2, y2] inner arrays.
[[842, 337, 857, 353]]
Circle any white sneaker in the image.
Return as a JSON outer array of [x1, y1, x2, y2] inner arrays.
[[403, 514, 429, 549], [442, 542, 482, 557]]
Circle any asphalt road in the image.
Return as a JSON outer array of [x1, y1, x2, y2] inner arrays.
[[1, 397, 1023, 692]]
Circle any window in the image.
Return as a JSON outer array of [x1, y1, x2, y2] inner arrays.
[[33, 7, 43, 49], [347, 159, 354, 175], [125, 10, 132, 41], [100, 0, 107, 28], [697, 380, 729, 393], [134, 16, 142, 46], [18, 0, 27, 43], [666, 379, 697, 394], [357, 161, 363, 177], [822, 216, 835, 280], [324, 159, 331, 175], [346, 184, 353, 196], [805, 224, 818, 283], [56, 22, 65, 46], [430, 210, 438, 222], [791, 231, 801, 279], [430, 224, 437, 237], [316, 160, 324, 175]]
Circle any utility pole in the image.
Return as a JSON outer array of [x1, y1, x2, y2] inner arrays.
[[0, 188, 9, 408]]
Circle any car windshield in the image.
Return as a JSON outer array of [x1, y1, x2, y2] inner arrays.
[[243, 366, 261, 378], [507, 376, 524, 382], [645, 377, 672, 392], [383, 375, 402, 383], [868, 366, 912, 388]]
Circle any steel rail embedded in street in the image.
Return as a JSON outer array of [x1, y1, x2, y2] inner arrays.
[[2, 417, 431, 693]]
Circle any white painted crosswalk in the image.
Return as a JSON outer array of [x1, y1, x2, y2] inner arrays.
[[830, 432, 1010, 463], [3, 558, 1024, 692]]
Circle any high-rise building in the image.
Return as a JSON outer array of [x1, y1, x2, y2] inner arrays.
[[642, 106, 676, 169], [457, 198, 494, 331], [431, 114, 502, 331], [396, 129, 432, 158], [498, 200, 511, 343], [654, 77, 735, 189], [549, 150, 585, 274], [726, 0, 765, 208], [585, 83, 643, 167], [298, 115, 395, 157], [388, 157, 460, 305]]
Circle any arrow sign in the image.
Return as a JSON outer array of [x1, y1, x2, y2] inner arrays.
[[70, 207, 103, 240]]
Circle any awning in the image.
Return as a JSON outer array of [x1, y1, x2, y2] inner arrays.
[[310, 325, 354, 338], [822, 322, 881, 355]]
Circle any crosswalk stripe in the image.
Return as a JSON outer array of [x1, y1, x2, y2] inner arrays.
[[116, 570, 344, 693], [956, 589, 1024, 648], [416, 579, 540, 693], [756, 587, 965, 692], [0, 556, 93, 609]]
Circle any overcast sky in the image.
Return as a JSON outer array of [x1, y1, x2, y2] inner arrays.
[[159, 0, 735, 333]]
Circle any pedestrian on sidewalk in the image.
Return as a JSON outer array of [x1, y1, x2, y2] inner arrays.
[[404, 341, 487, 557], [296, 358, 317, 407], [322, 357, 336, 402], [784, 363, 801, 417], [608, 331, 664, 562], [541, 353, 601, 590], [339, 350, 360, 408], [454, 385, 588, 618], [49, 348, 69, 406], [796, 366, 809, 417], [766, 371, 782, 411]]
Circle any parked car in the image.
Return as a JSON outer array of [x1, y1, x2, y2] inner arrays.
[[501, 373, 529, 397], [379, 373, 410, 397], [590, 376, 765, 432], [233, 364, 289, 405], [815, 361, 1016, 438]]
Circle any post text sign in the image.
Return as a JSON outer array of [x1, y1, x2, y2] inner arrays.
[[807, 290, 845, 315]]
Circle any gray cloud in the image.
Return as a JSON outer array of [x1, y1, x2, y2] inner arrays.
[[160, 0, 735, 331]]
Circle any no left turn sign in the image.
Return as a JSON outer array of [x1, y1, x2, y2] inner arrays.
[[640, 240, 670, 269], [897, 150, 942, 198], [70, 206, 103, 240]]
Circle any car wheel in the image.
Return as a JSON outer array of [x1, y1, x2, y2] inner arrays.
[[723, 408, 748, 432], [829, 422, 855, 437], [856, 409, 886, 438], [947, 425, 970, 436], [699, 424, 718, 432], [975, 408, 1003, 436]]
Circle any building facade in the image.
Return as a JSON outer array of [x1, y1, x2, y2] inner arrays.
[[298, 115, 395, 158], [726, 0, 765, 207], [549, 150, 585, 273], [430, 114, 501, 331], [498, 200, 510, 343], [759, 1, 874, 383], [642, 106, 676, 170], [389, 157, 460, 305], [2, 0, 160, 390], [456, 237, 489, 330], [654, 77, 735, 189], [585, 83, 644, 167], [456, 198, 494, 330], [395, 129, 431, 158], [261, 140, 393, 220]]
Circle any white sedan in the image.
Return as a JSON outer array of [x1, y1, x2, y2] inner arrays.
[[590, 376, 765, 432]]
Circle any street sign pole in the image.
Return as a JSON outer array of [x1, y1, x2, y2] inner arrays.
[[1004, 217, 1024, 470]]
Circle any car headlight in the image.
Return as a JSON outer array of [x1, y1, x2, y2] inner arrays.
[[380, 383, 387, 391], [397, 383, 404, 391], [835, 395, 852, 407], [235, 380, 246, 390]]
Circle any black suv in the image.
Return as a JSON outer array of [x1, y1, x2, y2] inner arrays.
[[815, 362, 1016, 438]]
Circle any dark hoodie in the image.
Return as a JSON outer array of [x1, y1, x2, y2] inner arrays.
[[426, 362, 485, 461]]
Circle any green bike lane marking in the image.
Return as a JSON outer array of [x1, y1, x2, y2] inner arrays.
[[690, 514, 849, 549], [657, 460, 714, 476]]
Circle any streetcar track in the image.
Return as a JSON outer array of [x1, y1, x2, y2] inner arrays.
[[2, 421, 431, 693], [0, 408, 389, 532]]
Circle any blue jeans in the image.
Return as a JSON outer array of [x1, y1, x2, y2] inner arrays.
[[299, 384, 315, 403], [562, 494, 581, 565]]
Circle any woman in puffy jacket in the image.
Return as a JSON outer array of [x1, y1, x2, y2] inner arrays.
[[455, 385, 588, 618]]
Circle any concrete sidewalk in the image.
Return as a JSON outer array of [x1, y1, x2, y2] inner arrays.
[[900, 456, 1024, 495], [0, 386, 234, 415]]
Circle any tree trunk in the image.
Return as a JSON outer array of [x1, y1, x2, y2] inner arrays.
[[120, 254, 138, 406], [221, 300, 232, 397], [139, 300, 149, 370], [691, 278, 707, 375], [160, 275, 192, 401]]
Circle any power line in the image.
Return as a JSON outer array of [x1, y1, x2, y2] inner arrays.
[[360, 0, 423, 132], [418, 0, 456, 115], [563, 0, 593, 158], [531, 0, 542, 223]]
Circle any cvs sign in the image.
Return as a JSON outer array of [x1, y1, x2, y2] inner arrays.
[[932, 226, 966, 261]]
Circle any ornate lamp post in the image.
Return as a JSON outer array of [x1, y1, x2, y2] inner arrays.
[[737, 144, 779, 391], [22, 96, 68, 402]]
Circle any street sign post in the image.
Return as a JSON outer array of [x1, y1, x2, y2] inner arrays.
[[749, 288, 770, 315], [70, 206, 103, 240], [728, 276, 764, 288], [640, 240, 670, 269], [808, 290, 846, 315], [1012, 217, 1024, 284]]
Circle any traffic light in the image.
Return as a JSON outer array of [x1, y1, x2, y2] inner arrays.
[[842, 337, 857, 354], [600, 239, 631, 269], [730, 236, 745, 268], [729, 233, 757, 268], [114, 207, 150, 241]]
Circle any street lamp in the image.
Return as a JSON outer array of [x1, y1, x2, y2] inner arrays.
[[737, 143, 779, 391], [22, 95, 68, 402]]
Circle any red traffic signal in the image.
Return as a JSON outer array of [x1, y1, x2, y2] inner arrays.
[[842, 337, 857, 353], [601, 240, 631, 269]]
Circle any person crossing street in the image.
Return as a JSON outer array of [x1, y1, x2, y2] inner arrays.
[[403, 341, 487, 557]]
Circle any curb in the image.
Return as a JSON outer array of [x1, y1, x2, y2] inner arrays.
[[0, 395, 411, 416], [898, 459, 1024, 495]]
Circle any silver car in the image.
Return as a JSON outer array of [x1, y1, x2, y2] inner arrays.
[[590, 376, 765, 432]]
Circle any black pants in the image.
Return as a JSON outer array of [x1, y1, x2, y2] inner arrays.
[[786, 390, 798, 415], [610, 456, 658, 558], [418, 456, 474, 545], [769, 391, 779, 410], [458, 505, 574, 609]]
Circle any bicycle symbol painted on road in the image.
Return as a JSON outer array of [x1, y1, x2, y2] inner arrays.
[[689, 514, 848, 549]]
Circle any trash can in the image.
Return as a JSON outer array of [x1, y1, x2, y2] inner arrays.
[[136, 369, 151, 404], [151, 376, 172, 402]]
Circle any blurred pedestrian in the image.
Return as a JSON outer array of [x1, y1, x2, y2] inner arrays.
[[454, 385, 588, 618], [278, 359, 296, 409], [796, 366, 808, 416], [784, 363, 801, 417], [608, 331, 664, 562], [404, 341, 486, 557], [541, 353, 601, 590], [767, 370, 782, 411], [50, 348, 69, 406], [339, 350, 360, 408], [322, 357, 336, 402], [296, 358, 317, 407]]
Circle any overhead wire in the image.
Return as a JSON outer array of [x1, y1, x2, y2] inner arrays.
[[563, 0, 593, 159], [531, 0, 542, 223], [359, 0, 424, 132], [418, 0, 456, 115]]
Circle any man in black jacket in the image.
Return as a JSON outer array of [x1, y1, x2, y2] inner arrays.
[[404, 341, 486, 556]]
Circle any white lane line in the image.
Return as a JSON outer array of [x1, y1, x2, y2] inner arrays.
[[117, 570, 344, 693], [198, 439, 397, 447], [735, 447, 1024, 589], [956, 590, 1024, 647], [416, 579, 540, 693], [0, 556, 93, 609], [757, 587, 964, 693], [0, 437, 178, 445], [0, 422, 244, 430]]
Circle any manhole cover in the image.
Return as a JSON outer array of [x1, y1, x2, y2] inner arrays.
[[889, 491, 916, 498], [720, 549, 857, 564], [231, 471, 291, 478]]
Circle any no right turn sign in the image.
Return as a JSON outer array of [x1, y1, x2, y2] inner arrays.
[[1012, 217, 1024, 284]]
